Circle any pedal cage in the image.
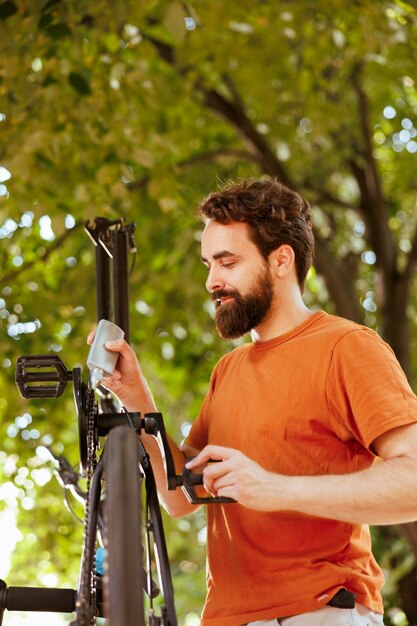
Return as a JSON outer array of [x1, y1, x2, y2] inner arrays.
[[15, 355, 73, 399]]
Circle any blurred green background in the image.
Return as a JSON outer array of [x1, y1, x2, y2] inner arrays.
[[1, 1, 417, 624]]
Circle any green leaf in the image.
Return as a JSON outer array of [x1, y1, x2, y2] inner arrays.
[[102, 32, 120, 52], [41, 73, 57, 87], [68, 72, 91, 95], [47, 22, 71, 39], [0, 1, 18, 20], [41, 0, 61, 13], [35, 152, 54, 167], [38, 13, 53, 29]]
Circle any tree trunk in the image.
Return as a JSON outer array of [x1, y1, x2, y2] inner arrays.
[[381, 273, 412, 382]]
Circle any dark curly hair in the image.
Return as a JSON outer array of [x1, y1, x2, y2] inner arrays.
[[197, 178, 315, 291]]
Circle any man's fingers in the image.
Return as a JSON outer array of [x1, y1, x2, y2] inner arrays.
[[87, 329, 125, 353], [201, 460, 235, 495], [105, 338, 125, 351], [87, 331, 124, 353], [105, 338, 139, 365], [185, 445, 236, 469], [102, 370, 122, 384], [203, 460, 231, 480]]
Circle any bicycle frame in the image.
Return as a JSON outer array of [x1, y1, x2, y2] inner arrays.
[[0, 218, 177, 626]]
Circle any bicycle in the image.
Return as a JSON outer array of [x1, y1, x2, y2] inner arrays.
[[0, 218, 232, 626]]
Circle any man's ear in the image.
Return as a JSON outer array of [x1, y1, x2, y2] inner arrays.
[[269, 245, 296, 278]]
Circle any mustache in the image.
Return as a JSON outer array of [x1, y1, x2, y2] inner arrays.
[[211, 289, 237, 302]]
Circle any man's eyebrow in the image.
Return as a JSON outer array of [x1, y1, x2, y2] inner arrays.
[[200, 251, 238, 263]]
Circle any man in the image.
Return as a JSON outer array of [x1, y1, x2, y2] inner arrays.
[[93, 178, 417, 626]]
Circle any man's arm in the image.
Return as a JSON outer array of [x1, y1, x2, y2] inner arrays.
[[186, 421, 417, 524], [136, 433, 202, 518], [87, 334, 201, 518]]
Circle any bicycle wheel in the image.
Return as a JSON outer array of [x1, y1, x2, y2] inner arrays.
[[103, 426, 144, 626]]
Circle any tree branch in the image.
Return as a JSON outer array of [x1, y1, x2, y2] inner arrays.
[[200, 77, 295, 189], [126, 149, 253, 191], [142, 30, 295, 189], [303, 183, 354, 212], [350, 66, 395, 277]]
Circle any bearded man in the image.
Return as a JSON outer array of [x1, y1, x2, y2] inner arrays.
[[90, 178, 417, 626]]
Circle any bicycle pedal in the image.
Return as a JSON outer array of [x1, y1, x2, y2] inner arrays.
[[181, 464, 236, 504], [15, 355, 73, 399]]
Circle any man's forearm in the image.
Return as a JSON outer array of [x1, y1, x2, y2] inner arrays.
[[138, 432, 200, 518], [281, 455, 417, 525], [189, 440, 417, 525], [119, 376, 158, 415]]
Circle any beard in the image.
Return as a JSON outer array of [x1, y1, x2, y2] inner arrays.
[[213, 264, 274, 340]]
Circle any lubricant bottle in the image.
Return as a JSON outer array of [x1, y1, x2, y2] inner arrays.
[[87, 319, 124, 390]]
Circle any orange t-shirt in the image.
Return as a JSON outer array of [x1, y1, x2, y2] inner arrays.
[[185, 311, 417, 626]]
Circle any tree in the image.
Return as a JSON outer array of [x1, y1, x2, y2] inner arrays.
[[1, 1, 417, 623]]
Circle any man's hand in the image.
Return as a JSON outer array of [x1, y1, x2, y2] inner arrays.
[[87, 331, 156, 412], [186, 425, 417, 524], [185, 445, 284, 510]]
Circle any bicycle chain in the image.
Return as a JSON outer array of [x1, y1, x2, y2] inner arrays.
[[71, 387, 98, 626]]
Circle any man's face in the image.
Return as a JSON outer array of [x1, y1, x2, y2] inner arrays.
[[201, 220, 275, 339]]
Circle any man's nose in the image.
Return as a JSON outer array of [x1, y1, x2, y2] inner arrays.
[[205, 266, 225, 292]]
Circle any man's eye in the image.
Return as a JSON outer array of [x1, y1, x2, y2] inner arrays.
[[222, 263, 235, 269]]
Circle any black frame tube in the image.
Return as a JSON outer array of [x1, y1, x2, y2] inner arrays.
[[112, 229, 130, 341], [144, 459, 177, 626], [95, 242, 113, 323]]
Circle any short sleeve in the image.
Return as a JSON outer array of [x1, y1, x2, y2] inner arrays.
[[326, 328, 417, 450]]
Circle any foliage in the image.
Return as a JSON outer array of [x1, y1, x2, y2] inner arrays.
[[1, 1, 417, 624]]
